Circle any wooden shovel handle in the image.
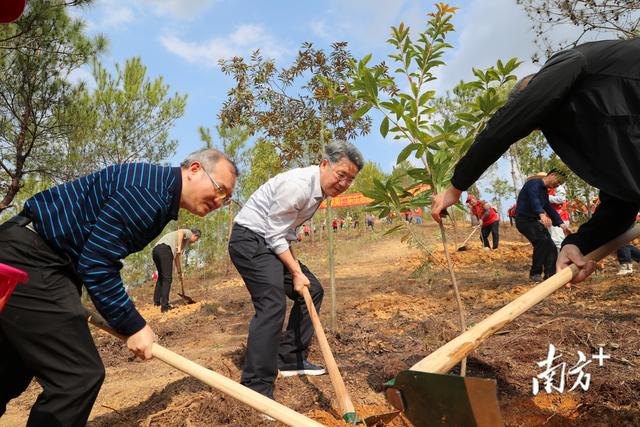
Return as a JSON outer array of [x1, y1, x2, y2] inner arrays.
[[459, 224, 481, 248], [411, 225, 640, 374], [301, 286, 356, 418], [85, 310, 323, 427], [174, 254, 186, 294]]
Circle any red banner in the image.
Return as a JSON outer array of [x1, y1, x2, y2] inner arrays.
[[409, 184, 430, 194], [318, 184, 430, 210], [319, 192, 372, 209]]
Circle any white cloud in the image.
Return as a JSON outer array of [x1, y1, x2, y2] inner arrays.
[[137, 0, 218, 21], [430, 0, 616, 94], [430, 0, 540, 94], [326, 0, 425, 49], [82, 0, 134, 32], [310, 20, 329, 39], [104, 6, 134, 28], [67, 66, 96, 89], [160, 24, 291, 66]]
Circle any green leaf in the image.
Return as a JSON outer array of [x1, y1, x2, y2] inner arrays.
[[360, 53, 373, 68], [407, 167, 428, 181], [387, 185, 401, 207], [398, 93, 414, 103], [410, 81, 419, 98], [364, 70, 379, 98], [418, 90, 436, 106], [380, 116, 390, 137], [397, 143, 421, 163], [504, 57, 522, 73], [405, 119, 420, 138], [352, 103, 372, 120], [384, 224, 404, 236]]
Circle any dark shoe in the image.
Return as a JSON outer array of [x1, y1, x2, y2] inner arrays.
[[161, 304, 174, 313], [279, 360, 326, 377], [529, 274, 543, 282]]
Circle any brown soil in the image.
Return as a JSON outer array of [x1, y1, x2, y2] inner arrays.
[[1, 223, 639, 426]]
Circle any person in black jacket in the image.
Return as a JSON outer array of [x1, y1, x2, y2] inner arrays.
[[431, 38, 640, 284]]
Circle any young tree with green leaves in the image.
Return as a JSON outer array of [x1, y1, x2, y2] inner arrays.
[[61, 57, 187, 177], [218, 42, 371, 168], [487, 178, 515, 216], [332, 3, 522, 375], [0, 0, 105, 212]]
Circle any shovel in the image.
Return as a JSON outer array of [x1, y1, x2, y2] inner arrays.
[[377, 225, 640, 427], [85, 308, 324, 427], [177, 271, 196, 304], [301, 286, 360, 424], [457, 224, 481, 251], [175, 254, 196, 304]]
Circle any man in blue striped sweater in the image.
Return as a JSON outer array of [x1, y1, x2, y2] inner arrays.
[[0, 148, 237, 426]]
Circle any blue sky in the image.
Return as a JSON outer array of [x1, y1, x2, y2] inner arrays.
[[70, 0, 590, 202]]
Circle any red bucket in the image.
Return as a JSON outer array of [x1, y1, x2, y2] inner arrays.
[[0, 263, 28, 312]]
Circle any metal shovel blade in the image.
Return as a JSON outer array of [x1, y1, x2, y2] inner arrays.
[[385, 370, 503, 427], [178, 293, 196, 304], [363, 411, 401, 426]]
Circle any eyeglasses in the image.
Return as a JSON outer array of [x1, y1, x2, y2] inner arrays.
[[202, 168, 232, 206], [329, 163, 356, 185]]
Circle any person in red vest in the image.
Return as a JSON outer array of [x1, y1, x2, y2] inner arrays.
[[507, 203, 517, 226], [466, 195, 500, 250]]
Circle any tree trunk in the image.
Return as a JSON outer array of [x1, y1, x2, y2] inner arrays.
[[327, 199, 336, 330], [310, 217, 315, 244], [224, 203, 234, 276], [509, 146, 520, 200], [1, 108, 30, 213], [449, 212, 459, 248], [0, 176, 21, 213], [438, 221, 468, 376]]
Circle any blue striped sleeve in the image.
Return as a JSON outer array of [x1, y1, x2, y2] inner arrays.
[[77, 189, 165, 336]]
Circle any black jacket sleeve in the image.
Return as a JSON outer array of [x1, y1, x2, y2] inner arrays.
[[451, 49, 587, 191], [561, 192, 640, 254]]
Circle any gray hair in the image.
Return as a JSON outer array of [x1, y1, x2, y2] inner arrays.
[[323, 141, 364, 171], [190, 227, 202, 238], [180, 148, 238, 177]]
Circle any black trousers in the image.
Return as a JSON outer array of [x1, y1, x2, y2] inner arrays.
[[516, 217, 557, 278], [617, 244, 640, 263], [228, 224, 323, 398], [152, 244, 174, 309], [0, 220, 105, 427], [480, 221, 500, 249]]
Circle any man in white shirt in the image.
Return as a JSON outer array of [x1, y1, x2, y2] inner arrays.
[[229, 141, 363, 399]]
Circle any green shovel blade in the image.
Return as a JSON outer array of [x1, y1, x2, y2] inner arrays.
[[384, 370, 503, 427]]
